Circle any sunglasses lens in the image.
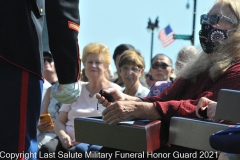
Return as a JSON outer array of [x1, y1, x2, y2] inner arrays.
[[151, 64, 168, 69], [201, 14, 221, 25], [151, 64, 158, 69], [210, 14, 219, 25], [200, 14, 221, 25], [161, 65, 167, 69]]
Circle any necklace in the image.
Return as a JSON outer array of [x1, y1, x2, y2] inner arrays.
[[86, 84, 98, 98], [85, 84, 99, 110]]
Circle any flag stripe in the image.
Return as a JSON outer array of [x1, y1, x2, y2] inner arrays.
[[158, 25, 175, 47], [161, 33, 175, 46], [160, 34, 175, 46], [162, 39, 175, 47], [159, 31, 174, 43]]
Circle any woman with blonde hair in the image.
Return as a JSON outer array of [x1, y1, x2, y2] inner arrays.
[[38, 42, 121, 157]]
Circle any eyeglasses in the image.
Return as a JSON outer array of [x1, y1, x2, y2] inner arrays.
[[44, 58, 53, 63], [151, 63, 171, 69], [145, 74, 154, 81], [200, 14, 235, 25], [120, 66, 140, 73]]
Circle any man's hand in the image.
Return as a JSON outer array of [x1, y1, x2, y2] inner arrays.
[[102, 101, 137, 125], [96, 88, 125, 107], [52, 82, 81, 104]]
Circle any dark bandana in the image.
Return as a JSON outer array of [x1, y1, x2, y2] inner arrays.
[[199, 23, 228, 54]]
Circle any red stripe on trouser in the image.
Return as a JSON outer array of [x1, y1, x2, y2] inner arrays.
[[18, 70, 29, 160]]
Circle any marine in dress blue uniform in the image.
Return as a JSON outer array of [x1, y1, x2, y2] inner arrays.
[[0, 0, 80, 159]]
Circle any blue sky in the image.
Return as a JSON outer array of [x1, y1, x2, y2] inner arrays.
[[78, 0, 216, 73]]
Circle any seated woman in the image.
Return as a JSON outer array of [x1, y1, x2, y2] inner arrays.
[[147, 53, 174, 96], [38, 51, 60, 149], [119, 49, 149, 97], [38, 42, 122, 157], [111, 43, 148, 88], [38, 85, 61, 149]]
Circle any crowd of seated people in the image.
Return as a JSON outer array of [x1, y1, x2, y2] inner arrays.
[[38, 42, 122, 158], [36, 0, 240, 159], [95, 0, 240, 159]]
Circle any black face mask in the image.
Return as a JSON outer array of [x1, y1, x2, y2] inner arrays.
[[199, 23, 228, 54]]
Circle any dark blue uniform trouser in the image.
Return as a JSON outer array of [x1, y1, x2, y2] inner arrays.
[[0, 58, 43, 160]]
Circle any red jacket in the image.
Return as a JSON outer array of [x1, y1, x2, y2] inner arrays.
[[142, 61, 240, 124]]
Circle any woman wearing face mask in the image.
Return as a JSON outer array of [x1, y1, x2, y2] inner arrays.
[[96, 0, 240, 158]]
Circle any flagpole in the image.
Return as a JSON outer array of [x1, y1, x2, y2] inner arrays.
[[191, 0, 197, 45], [173, 0, 197, 45], [150, 30, 154, 64], [147, 17, 159, 64]]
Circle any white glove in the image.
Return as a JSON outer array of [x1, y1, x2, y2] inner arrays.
[[52, 82, 81, 104]]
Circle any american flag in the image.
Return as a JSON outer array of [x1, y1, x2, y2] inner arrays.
[[158, 25, 175, 47]]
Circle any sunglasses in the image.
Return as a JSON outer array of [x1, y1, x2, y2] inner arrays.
[[145, 74, 154, 81], [44, 58, 53, 63], [200, 14, 235, 25], [151, 63, 171, 69]]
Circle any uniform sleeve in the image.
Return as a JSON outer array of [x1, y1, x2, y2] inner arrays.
[[45, 0, 81, 84], [142, 62, 240, 124]]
